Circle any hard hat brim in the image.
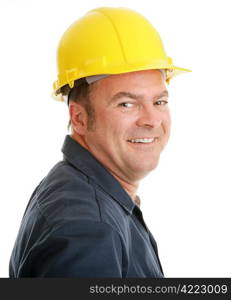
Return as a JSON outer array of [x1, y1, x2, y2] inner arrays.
[[53, 64, 191, 101]]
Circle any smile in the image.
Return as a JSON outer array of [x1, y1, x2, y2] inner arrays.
[[127, 138, 157, 143]]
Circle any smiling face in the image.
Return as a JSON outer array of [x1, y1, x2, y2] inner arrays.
[[73, 69, 171, 183]]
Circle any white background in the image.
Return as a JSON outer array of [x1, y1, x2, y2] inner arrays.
[[0, 0, 230, 277]]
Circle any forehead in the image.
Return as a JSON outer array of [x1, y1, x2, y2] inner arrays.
[[97, 69, 165, 89], [92, 69, 167, 102]]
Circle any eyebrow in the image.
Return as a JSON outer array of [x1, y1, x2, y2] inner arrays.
[[109, 90, 169, 105]]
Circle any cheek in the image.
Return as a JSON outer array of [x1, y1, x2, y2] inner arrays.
[[93, 114, 121, 146], [158, 112, 171, 148], [163, 110, 171, 132], [98, 110, 134, 135]]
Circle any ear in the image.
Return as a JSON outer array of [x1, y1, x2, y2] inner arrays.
[[69, 102, 88, 135]]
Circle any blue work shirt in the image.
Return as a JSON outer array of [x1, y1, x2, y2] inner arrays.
[[9, 135, 164, 277]]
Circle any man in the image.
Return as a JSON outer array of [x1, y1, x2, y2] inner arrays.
[[9, 7, 190, 277]]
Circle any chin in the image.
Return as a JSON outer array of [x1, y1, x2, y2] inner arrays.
[[145, 160, 159, 174], [132, 158, 160, 179], [147, 155, 160, 169]]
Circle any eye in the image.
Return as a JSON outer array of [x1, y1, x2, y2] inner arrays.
[[155, 100, 168, 106], [118, 102, 134, 108]]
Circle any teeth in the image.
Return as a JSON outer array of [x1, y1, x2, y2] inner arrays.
[[129, 138, 155, 143]]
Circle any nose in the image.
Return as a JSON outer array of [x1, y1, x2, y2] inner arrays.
[[136, 105, 163, 128]]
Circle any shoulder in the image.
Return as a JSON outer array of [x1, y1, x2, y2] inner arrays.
[[31, 160, 100, 227]]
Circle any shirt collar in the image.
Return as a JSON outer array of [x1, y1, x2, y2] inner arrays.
[[61, 135, 136, 214]]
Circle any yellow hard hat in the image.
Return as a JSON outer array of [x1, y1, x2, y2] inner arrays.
[[53, 7, 191, 101]]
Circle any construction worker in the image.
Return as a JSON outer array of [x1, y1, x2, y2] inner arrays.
[[9, 7, 190, 277]]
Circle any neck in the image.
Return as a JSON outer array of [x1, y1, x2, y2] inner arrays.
[[71, 133, 140, 205], [109, 169, 139, 203]]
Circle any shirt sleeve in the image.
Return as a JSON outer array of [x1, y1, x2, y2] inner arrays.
[[22, 221, 124, 277]]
